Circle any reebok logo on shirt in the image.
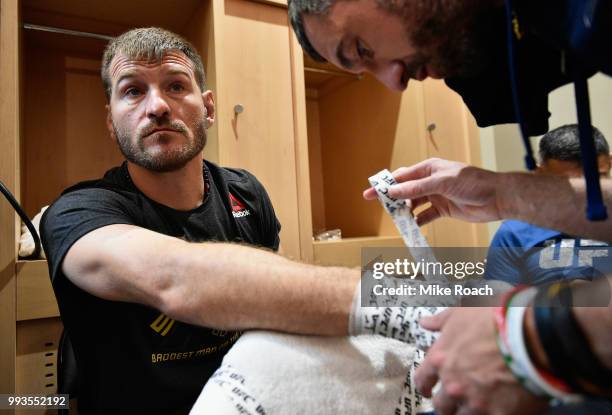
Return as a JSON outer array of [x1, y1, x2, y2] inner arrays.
[[229, 193, 251, 218]]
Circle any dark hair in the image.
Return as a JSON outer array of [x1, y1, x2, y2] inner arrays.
[[288, 0, 334, 62], [539, 124, 609, 165], [101, 27, 206, 100]]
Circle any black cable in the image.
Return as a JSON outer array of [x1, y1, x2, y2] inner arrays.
[[0, 179, 41, 259]]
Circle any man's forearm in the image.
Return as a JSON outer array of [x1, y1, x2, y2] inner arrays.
[[498, 173, 612, 242], [67, 225, 362, 337], [151, 240, 359, 335]]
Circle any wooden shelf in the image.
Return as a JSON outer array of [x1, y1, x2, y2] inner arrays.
[[303, 53, 360, 96], [312, 236, 404, 267], [15, 260, 58, 322], [23, 0, 201, 34]]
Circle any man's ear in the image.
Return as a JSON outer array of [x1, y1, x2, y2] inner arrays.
[[202, 90, 215, 128], [106, 104, 116, 142]]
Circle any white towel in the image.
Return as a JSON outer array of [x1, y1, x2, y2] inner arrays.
[[18, 205, 48, 259], [190, 331, 434, 415]]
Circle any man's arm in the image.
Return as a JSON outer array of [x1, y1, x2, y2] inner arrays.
[[63, 224, 358, 335], [413, 307, 548, 415], [524, 276, 612, 373], [363, 158, 612, 242], [498, 172, 611, 242], [415, 278, 612, 415]]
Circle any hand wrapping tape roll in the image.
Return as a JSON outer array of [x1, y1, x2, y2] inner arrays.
[[368, 169, 443, 282], [369, 170, 447, 410]]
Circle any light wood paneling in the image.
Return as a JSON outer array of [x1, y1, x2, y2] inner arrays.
[[289, 32, 314, 262], [22, 0, 201, 34], [184, 0, 220, 165], [303, 60, 434, 249], [305, 96, 326, 234], [303, 54, 360, 91], [316, 75, 398, 237], [252, 0, 287, 7], [22, 43, 123, 216], [384, 81, 432, 241], [16, 261, 58, 322], [462, 102, 490, 246], [303, 73, 484, 248], [313, 236, 404, 267], [314, 74, 430, 239], [216, 0, 301, 259], [16, 317, 63, 414], [0, 0, 21, 398], [421, 80, 487, 247]]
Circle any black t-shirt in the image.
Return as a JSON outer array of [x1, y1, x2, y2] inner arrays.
[[40, 161, 281, 415], [446, 0, 611, 136]]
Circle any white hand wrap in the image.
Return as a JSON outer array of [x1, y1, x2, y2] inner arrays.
[[349, 278, 443, 350]]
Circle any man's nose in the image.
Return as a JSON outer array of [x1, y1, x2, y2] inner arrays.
[[146, 88, 171, 120], [371, 61, 407, 92]]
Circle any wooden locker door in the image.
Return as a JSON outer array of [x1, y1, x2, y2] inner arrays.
[[215, 0, 301, 258], [1, 0, 21, 398], [421, 79, 488, 247]]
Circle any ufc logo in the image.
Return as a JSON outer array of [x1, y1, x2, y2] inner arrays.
[[539, 239, 609, 269]]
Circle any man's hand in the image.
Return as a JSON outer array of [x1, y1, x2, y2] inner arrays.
[[363, 158, 503, 225], [363, 157, 612, 242], [414, 308, 548, 415]]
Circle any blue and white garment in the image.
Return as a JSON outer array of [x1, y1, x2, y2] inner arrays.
[[485, 220, 612, 286]]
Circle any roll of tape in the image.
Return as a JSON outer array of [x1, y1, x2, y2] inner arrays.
[[368, 169, 442, 282]]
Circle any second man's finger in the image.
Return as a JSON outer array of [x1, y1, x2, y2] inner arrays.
[[388, 176, 438, 200], [362, 187, 378, 200], [433, 383, 460, 415], [415, 348, 444, 397], [419, 308, 451, 331], [390, 158, 439, 183]]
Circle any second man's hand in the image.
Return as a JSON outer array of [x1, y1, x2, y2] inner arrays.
[[362, 158, 504, 225], [363, 157, 612, 242], [414, 308, 548, 415]]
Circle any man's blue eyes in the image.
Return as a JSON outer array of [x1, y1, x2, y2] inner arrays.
[[125, 88, 141, 96], [124, 84, 185, 97]]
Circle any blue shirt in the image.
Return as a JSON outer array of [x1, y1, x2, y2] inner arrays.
[[485, 220, 612, 286]]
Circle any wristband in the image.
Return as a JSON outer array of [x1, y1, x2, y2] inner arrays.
[[507, 288, 577, 401], [495, 286, 580, 402], [534, 285, 583, 391], [496, 287, 548, 397], [535, 283, 612, 397], [555, 305, 612, 395]]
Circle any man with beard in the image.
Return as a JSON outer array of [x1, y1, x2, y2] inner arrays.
[[41, 27, 441, 415], [288, 1, 612, 414], [288, 0, 611, 130]]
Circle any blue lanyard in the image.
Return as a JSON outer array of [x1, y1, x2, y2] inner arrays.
[[504, 0, 537, 171], [574, 77, 608, 220], [504, 0, 607, 221]]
